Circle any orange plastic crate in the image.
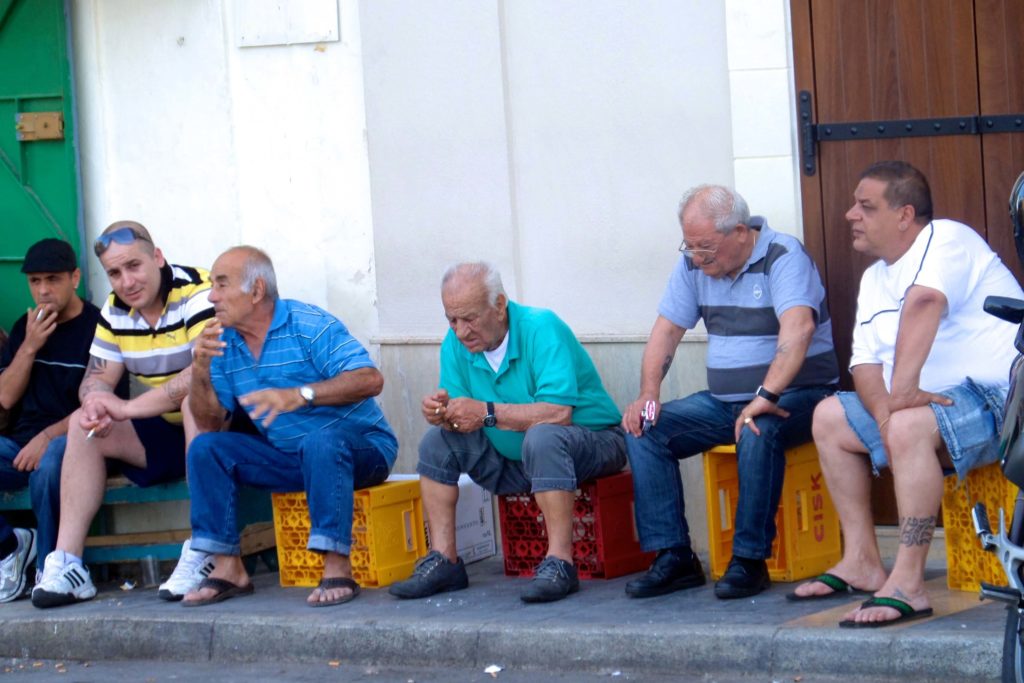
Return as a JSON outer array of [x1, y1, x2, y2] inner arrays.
[[498, 470, 654, 579], [943, 462, 1018, 591], [704, 442, 841, 582], [272, 479, 427, 588]]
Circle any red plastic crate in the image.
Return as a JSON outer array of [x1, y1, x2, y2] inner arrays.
[[498, 470, 654, 579]]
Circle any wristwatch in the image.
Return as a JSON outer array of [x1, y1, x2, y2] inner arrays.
[[299, 385, 316, 406], [755, 385, 780, 404], [483, 401, 497, 427]]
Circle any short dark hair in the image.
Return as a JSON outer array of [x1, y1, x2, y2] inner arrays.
[[859, 161, 933, 223]]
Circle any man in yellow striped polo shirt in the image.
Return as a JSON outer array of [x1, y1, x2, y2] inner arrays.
[[32, 221, 215, 609]]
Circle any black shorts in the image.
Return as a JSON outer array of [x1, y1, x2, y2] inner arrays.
[[119, 416, 187, 487]]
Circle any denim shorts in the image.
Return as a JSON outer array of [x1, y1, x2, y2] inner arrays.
[[837, 377, 1006, 479]]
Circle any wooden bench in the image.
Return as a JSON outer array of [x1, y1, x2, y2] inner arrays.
[[0, 477, 276, 568]]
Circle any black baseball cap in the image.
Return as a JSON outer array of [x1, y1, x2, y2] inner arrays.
[[21, 238, 79, 274]]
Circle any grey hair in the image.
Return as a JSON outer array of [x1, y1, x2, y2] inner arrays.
[[677, 184, 750, 234], [441, 261, 506, 306], [234, 246, 279, 301]]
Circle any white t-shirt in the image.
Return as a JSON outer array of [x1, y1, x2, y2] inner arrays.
[[851, 219, 1023, 392], [483, 331, 510, 372]]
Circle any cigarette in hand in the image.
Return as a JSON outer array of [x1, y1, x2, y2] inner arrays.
[[86, 428, 96, 440], [35, 309, 45, 322]]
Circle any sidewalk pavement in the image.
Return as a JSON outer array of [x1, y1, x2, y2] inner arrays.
[[0, 556, 1006, 681]]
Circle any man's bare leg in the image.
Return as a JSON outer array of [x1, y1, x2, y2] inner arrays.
[[421, 477, 459, 562], [843, 405, 944, 624], [54, 409, 146, 558], [534, 490, 574, 562], [792, 397, 887, 598]]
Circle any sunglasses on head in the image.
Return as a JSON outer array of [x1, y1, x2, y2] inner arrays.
[[93, 227, 153, 256]]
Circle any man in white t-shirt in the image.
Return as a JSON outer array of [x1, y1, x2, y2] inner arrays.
[[789, 161, 1023, 627]]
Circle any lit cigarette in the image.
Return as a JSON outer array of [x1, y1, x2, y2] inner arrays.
[[86, 428, 96, 440], [35, 309, 45, 322]]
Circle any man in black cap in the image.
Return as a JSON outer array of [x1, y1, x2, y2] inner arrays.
[[0, 238, 117, 603]]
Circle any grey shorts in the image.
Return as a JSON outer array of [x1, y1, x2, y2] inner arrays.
[[416, 423, 626, 494], [836, 377, 1007, 478]]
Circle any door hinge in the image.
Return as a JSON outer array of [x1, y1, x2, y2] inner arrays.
[[799, 90, 1024, 176], [15, 112, 65, 142]]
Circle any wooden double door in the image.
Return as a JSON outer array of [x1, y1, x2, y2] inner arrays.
[[792, 0, 1024, 522]]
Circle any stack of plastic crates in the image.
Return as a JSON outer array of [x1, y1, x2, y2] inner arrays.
[[943, 462, 1018, 591], [704, 442, 841, 581], [498, 470, 653, 579], [272, 479, 427, 588]]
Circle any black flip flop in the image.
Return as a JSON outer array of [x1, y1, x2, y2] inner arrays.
[[785, 572, 869, 602], [838, 596, 934, 628], [181, 577, 255, 607], [309, 576, 360, 608]]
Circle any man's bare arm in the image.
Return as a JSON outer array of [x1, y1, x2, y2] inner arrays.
[[79, 355, 124, 400], [888, 284, 951, 412]]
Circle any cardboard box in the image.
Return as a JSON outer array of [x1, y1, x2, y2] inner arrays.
[[454, 474, 496, 564]]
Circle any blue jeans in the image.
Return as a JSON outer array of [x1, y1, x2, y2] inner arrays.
[[627, 386, 833, 560], [0, 434, 66, 562], [187, 426, 393, 556]]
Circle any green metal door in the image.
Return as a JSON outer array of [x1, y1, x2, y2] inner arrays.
[[0, 0, 81, 331]]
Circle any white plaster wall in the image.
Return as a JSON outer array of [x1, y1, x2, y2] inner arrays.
[[362, 1, 735, 339], [70, 0, 380, 344], [725, 0, 803, 237]]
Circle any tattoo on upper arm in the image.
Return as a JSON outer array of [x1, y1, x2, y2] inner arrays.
[[85, 356, 107, 377], [79, 356, 114, 399], [660, 354, 674, 379], [898, 516, 936, 546]]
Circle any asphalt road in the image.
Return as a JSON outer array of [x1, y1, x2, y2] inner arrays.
[[0, 659, 921, 683]]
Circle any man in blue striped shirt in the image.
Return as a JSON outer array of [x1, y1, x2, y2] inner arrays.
[[183, 246, 397, 607], [623, 185, 838, 600]]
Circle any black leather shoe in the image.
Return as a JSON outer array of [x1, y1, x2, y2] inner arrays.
[[625, 547, 706, 598], [714, 556, 770, 599], [389, 551, 469, 599]]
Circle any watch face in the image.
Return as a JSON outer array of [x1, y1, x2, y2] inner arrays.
[[483, 415, 497, 427], [300, 386, 314, 403]]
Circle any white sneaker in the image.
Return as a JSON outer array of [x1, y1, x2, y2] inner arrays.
[[158, 538, 214, 601], [31, 551, 96, 608], [0, 528, 37, 603]]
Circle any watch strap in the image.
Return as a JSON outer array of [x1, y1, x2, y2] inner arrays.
[[755, 385, 781, 404]]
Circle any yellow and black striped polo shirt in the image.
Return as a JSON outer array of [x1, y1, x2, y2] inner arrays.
[[90, 262, 214, 422]]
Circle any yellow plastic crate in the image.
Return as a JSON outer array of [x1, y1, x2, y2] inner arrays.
[[704, 442, 841, 581], [943, 462, 1018, 591], [272, 479, 427, 588]]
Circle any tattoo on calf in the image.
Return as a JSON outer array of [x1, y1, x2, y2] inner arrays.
[[898, 516, 936, 547]]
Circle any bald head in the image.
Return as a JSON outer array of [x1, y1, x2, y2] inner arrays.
[[678, 185, 750, 235], [219, 245, 279, 302], [441, 262, 505, 306], [98, 220, 155, 255]]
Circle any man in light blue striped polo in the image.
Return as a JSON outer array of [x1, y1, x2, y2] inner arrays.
[[183, 246, 397, 608], [623, 185, 838, 600]]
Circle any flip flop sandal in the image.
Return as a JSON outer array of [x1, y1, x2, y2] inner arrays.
[[838, 596, 934, 628], [785, 572, 870, 602], [182, 577, 255, 607], [309, 576, 361, 608]]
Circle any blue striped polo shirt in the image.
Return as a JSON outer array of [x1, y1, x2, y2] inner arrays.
[[209, 299, 397, 462], [658, 217, 838, 402]]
